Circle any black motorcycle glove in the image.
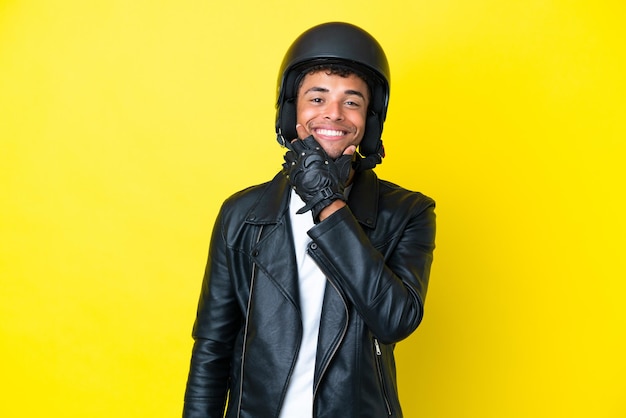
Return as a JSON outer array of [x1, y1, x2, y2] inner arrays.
[[282, 135, 353, 222]]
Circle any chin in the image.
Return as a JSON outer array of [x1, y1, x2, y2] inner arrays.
[[317, 145, 343, 159], [318, 140, 354, 157]]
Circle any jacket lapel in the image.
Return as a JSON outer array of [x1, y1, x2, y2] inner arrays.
[[245, 173, 300, 309]]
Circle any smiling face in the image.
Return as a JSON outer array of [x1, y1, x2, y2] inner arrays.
[[296, 70, 370, 159]]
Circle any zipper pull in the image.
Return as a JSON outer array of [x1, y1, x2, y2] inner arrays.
[[374, 338, 382, 355]]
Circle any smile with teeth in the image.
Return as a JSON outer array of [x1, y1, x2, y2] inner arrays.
[[315, 128, 346, 137]]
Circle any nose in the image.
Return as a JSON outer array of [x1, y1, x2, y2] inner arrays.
[[323, 100, 344, 121]]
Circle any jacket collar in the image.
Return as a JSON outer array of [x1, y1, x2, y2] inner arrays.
[[243, 172, 291, 225], [245, 170, 380, 229]]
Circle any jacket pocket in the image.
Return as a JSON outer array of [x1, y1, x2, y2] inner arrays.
[[373, 337, 393, 416]]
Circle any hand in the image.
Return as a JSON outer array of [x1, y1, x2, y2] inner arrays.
[[282, 125, 354, 222]]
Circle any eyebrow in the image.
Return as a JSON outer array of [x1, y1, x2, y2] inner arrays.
[[304, 86, 366, 100]]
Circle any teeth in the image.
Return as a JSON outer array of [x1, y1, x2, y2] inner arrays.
[[316, 129, 344, 137]]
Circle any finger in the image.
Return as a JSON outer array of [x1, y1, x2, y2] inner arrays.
[[290, 139, 306, 154], [301, 135, 321, 150], [295, 124, 309, 140], [343, 145, 357, 156], [283, 150, 298, 164]]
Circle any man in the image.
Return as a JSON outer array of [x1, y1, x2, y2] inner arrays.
[[184, 22, 436, 418]]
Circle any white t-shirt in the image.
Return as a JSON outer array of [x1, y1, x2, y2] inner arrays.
[[279, 190, 327, 418]]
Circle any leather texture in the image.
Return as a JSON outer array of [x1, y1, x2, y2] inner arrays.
[[183, 169, 436, 418], [282, 135, 352, 221]]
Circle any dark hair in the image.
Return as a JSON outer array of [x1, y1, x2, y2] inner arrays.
[[296, 64, 371, 100]]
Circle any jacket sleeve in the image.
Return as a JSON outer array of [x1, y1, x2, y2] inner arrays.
[[183, 208, 240, 418], [307, 196, 436, 344]]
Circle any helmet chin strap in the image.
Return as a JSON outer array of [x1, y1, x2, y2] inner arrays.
[[355, 111, 385, 170], [276, 129, 296, 152], [355, 143, 384, 171], [276, 98, 297, 147], [276, 129, 287, 148]]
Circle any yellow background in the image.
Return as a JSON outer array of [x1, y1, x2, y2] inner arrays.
[[1, 1, 624, 417]]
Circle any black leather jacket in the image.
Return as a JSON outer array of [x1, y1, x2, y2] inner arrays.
[[184, 169, 436, 418]]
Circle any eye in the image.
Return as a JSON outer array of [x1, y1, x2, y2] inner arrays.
[[311, 97, 323, 103]]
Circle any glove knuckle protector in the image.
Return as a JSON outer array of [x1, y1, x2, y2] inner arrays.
[[281, 135, 353, 222]]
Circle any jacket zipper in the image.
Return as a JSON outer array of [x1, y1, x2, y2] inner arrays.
[[311, 277, 348, 398], [236, 226, 264, 417], [308, 249, 349, 416], [374, 337, 393, 416]]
